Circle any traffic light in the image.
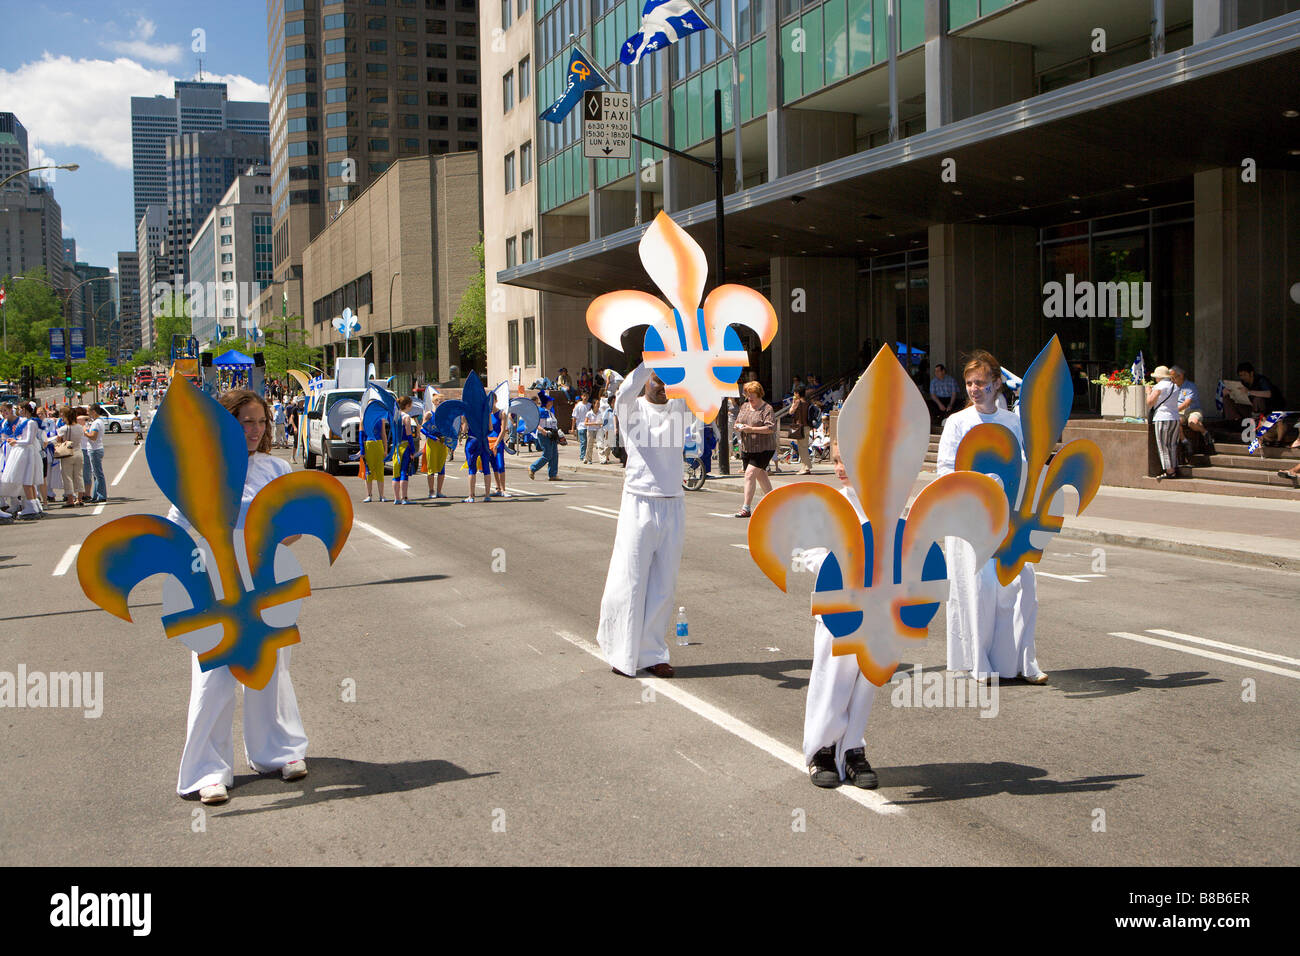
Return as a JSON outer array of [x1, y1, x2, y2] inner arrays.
[[65, 367, 74, 388]]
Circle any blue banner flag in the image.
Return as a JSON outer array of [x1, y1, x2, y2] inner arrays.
[[69, 327, 86, 361], [620, 0, 710, 65], [49, 328, 66, 361], [540, 49, 607, 124]]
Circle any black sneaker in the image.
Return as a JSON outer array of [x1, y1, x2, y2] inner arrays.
[[808, 746, 839, 788], [843, 749, 879, 789]]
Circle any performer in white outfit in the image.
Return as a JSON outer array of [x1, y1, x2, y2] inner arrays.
[[596, 363, 698, 678], [937, 352, 1045, 684], [166, 389, 309, 804], [0, 406, 45, 518], [802, 443, 879, 788]]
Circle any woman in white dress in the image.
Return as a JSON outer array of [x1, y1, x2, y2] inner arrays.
[[0, 404, 45, 519], [168, 389, 309, 806], [937, 351, 1047, 685]]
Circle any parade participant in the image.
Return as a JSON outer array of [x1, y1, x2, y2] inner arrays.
[[488, 401, 512, 499], [391, 396, 419, 505], [596, 362, 698, 678], [132, 410, 144, 446], [421, 404, 450, 499], [165, 389, 308, 805], [803, 443, 878, 788], [528, 392, 561, 480], [360, 414, 388, 503], [1, 403, 44, 518], [937, 351, 1047, 684], [463, 398, 495, 503]]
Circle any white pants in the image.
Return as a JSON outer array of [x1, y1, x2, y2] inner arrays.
[[804, 619, 876, 778], [944, 537, 1041, 679], [176, 647, 308, 794], [597, 492, 685, 676]]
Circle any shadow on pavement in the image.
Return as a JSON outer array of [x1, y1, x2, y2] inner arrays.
[[313, 573, 449, 592], [209, 756, 497, 817], [1047, 667, 1222, 698], [669, 659, 813, 690], [882, 761, 1143, 804]]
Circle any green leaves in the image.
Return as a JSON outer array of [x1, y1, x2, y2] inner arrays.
[[450, 239, 486, 373]]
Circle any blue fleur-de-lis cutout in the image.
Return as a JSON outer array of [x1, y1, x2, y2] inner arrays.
[[434, 370, 491, 453], [955, 336, 1105, 586], [76, 375, 354, 690]]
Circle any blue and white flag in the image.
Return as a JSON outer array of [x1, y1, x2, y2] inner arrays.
[[540, 49, 606, 124], [620, 0, 710, 65], [1131, 350, 1145, 386], [1247, 411, 1287, 455], [1214, 379, 1225, 413]]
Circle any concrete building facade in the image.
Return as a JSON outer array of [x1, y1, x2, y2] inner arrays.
[[188, 167, 275, 346], [301, 150, 482, 394], [0, 112, 65, 291], [116, 251, 141, 355]]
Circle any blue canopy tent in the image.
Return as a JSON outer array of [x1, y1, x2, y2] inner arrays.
[[213, 350, 254, 368]]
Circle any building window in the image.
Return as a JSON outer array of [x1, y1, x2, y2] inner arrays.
[[520, 141, 532, 183], [325, 111, 351, 127], [323, 12, 355, 29], [427, 18, 447, 33], [325, 62, 356, 78], [507, 319, 519, 366], [428, 67, 448, 82], [428, 115, 449, 129], [286, 44, 312, 60], [456, 45, 477, 61], [458, 139, 477, 150], [368, 15, 388, 28], [458, 92, 477, 108], [326, 135, 355, 151], [398, 65, 417, 81], [505, 236, 517, 268], [398, 40, 417, 56], [325, 86, 352, 103], [367, 62, 388, 75], [286, 92, 317, 109], [400, 137, 420, 151], [220, 216, 233, 227], [398, 91, 419, 105], [368, 138, 391, 151], [428, 138, 449, 153], [221, 253, 233, 264], [518, 57, 530, 100], [287, 140, 319, 156], [397, 16, 416, 31], [504, 151, 515, 193], [501, 0, 512, 29], [456, 69, 477, 84], [427, 42, 448, 57], [517, 0, 529, 15], [521, 229, 533, 263], [457, 116, 478, 131], [323, 38, 353, 54], [523, 316, 536, 367], [220, 235, 233, 246], [503, 72, 514, 112]]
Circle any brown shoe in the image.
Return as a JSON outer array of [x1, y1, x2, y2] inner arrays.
[[644, 663, 675, 678], [610, 666, 634, 678]]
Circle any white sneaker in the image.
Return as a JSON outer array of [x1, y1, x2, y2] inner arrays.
[[464, 496, 475, 503], [199, 783, 229, 805], [428, 492, 436, 499], [281, 759, 307, 781], [362, 496, 372, 503], [436, 492, 446, 498], [501, 491, 512, 499], [379, 496, 387, 502]]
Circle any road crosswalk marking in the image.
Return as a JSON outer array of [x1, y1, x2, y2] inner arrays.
[[1107, 630, 1300, 680], [52, 544, 80, 576]]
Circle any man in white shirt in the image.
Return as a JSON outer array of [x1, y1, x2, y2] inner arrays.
[[596, 363, 699, 679], [572, 392, 591, 464], [272, 399, 286, 448]]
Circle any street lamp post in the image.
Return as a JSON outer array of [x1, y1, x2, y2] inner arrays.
[[0, 163, 80, 192], [13, 272, 115, 396], [387, 271, 401, 381]]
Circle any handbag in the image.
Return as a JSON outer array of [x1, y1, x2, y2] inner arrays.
[[54, 430, 75, 458]]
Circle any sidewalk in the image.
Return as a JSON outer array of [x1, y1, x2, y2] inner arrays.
[[536, 438, 1300, 573]]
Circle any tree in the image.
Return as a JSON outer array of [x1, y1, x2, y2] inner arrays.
[[130, 347, 158, 367], [450, 239, 486, 374], [0, 267, 63, 365], [151, 293, 192, 356]]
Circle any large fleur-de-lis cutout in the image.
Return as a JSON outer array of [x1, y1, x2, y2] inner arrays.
[[362, 381, 399, 454], [332, 307, 360, 341], [955, 335, 1104, 586], [75, 375, 353, 690], [748, 347, 1009, 685], [586, 211, 777, 424], [433, 370, 491, 452]]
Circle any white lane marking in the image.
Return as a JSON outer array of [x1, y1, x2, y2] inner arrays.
[[1145, 629, 1300, 667], [1037, 571, 1106, 583], [505, 486, 539, 496], [448, 616, 465, 628], [584, 504, 620, 516], [525, 643, 543, 655], [555, 630, 903, 816], [92, 504, 105, 516], [567, 505, 618, 520], [675, 750, 709, 775], [52, 544, 80, 576], [110, 443, 143, 486], [731, 543, 750, 550], [352, 519, 412, 551], [1107, 632, 1300, 681], [709, 513, 739, 518]]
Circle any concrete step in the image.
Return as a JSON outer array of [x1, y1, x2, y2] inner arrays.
[[1207, 453, 1296, 470], [1208, 442, 1300, 459], [1182, 464, 1300, 487], [1139, 474, 1300, 500]]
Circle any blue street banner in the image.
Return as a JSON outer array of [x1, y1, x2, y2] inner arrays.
[[120, 347, 133, 365], [108, 352, 117, 367], [49, 328, 66, 361], [620, 0, 710, 65], [540, 48, 607, 124], [69, 327, 86, 361]]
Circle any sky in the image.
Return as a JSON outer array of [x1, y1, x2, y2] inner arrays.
[[0, 0, 272, 274]]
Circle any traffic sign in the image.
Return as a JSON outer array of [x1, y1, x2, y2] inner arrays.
[[64, 388, 75, 399], [582, 90, 632, 160]]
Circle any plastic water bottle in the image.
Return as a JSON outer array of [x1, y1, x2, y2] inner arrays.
[[675, 607, 689, 646]]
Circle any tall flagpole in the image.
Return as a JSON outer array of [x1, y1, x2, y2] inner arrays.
[[632, 60, 642, 225], [684, 0, 744, 193]]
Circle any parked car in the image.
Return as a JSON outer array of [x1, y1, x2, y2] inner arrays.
[[96, 404, 137, 433]]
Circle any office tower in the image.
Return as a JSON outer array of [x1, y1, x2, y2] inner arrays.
[[0, 111, 65, 290], [117, 251, 141, 353], [188, 166, 274, 345]]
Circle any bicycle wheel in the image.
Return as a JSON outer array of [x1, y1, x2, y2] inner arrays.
[[683, 458, 706, 491]]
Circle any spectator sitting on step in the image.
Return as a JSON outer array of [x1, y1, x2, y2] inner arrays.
[[929, 364, 957, 420], [1222, 362, 1282, 432], [1171, 365, 1215, 455]]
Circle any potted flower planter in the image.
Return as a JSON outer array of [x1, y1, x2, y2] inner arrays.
[[1100, 384, 1145, 418]]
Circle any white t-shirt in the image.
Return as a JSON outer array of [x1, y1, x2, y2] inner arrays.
[[166, 452, 291, 532], [936, 404, 1025, 477], [573, 400, 591, 431], [83, 418, 104, 451], [59, 423, 84, 448], [615, 364, 698, 498], [1150, 380, 1179, 422]]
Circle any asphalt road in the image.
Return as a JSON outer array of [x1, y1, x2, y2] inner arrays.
[[1, 433, 1295, 865]]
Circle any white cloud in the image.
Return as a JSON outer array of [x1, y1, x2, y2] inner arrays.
[[0, 54, 268, 170], [103, 17, 183, 65]]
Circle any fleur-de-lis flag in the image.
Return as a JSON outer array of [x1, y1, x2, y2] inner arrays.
[[954, 336, 1104, 585], [747, 347, 1009, 685], [586, 211, 777, 424], [76, 376, 353, 690]]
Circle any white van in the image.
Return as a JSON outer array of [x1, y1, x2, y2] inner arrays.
[[305, 358, 366, 474]]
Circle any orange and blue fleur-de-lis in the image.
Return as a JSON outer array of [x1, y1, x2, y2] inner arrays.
[[75, 375, 353, 691], [954, 335, 1104, 587], [747, 347, 1009, 686], [586, 210, 778, 425]]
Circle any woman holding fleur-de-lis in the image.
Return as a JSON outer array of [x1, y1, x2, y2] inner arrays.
[[938, 352, 1048, 685]]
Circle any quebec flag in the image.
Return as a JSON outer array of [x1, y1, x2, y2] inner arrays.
[[540, 49, 606, 124], [620, 0, 710, 65]]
